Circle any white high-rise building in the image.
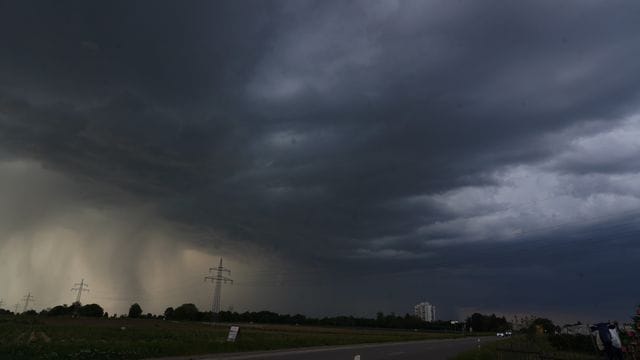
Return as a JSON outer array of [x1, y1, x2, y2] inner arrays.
[[414, 301, 436, 322]]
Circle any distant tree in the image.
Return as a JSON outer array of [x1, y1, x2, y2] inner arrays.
[[23, 309, 37, 316], [48, 305, 72, 316], [164, 307, 174, 319], [173, 303, 200, 321], [128, 303, 142, 318], [78, 303, 104, 317], [103, 312, 109, 318]]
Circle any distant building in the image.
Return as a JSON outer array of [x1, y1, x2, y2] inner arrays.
[[414, 302, 436, 322]]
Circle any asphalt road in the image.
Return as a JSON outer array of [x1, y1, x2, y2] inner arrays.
[[165, 336, 496, 360]]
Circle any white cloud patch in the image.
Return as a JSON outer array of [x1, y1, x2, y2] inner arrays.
[[398, 115, 640, 246], [548, 115, 640, 174]]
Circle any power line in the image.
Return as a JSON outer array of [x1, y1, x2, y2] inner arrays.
[[204, 257, 233, 321], [22, 292, 34, 312], [71, 278, 90, 304]]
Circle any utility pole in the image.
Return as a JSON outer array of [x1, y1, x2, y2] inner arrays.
[[0, 299, 4, 309], [204, 257, 233, 321], [14, 303, 20, 314], [71, 278, 90, 304], [22, 292, 34, 312]]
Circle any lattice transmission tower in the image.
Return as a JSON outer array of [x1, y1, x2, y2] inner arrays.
[[71, 278, 90, 304], [204, 258, 233, 321]]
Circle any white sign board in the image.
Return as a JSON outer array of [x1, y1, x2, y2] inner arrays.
[[227, 326, 240, 342]]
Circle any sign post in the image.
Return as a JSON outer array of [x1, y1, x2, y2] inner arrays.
[[227, 326, 240, 342]]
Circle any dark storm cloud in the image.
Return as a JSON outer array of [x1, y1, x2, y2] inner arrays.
[[2, 0, 640, 319], [0, 93, 250, 195], [0, 1, 276, 103]]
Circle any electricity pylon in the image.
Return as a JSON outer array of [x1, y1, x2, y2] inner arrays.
[[71, 278, 90, 304], [22, 292, 34, 312], [204, 258, 233, 321]]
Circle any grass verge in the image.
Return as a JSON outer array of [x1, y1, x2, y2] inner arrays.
[[450, 335, 600, 360]]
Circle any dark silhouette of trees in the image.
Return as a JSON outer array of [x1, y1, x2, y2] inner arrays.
[[172, 303, 200, 321], [9, 300, 468, 332], [465, 313, 510, 332], [78, 303, 104, 317], [44, 303, 103, 317], [128, 303, 142, 318], [164, 307, 174, 319], [48, 304, 74, 316]]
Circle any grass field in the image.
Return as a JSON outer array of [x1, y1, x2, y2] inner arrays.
[[451, 335, 600, 360], [0, 315, 467, 359]]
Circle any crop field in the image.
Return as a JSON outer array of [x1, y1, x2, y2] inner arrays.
[[0, 315, 465, 359]]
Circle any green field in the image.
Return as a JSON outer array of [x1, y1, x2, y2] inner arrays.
[[451, 335, 600, 360], [0, 315, 466, 359]]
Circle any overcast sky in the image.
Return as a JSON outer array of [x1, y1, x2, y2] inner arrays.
[[1, 0, 639, 323]]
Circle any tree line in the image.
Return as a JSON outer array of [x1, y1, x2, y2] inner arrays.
[[7, 301, 569, 335], [162, 304, 465, 331], [2, 301, 467, 331]]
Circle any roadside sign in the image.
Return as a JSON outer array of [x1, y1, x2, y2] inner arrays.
[[227, 326, 240, 342]]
